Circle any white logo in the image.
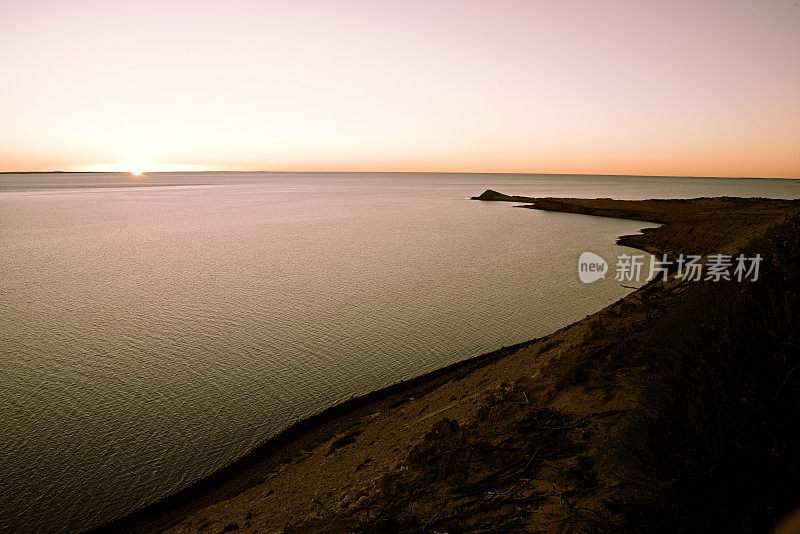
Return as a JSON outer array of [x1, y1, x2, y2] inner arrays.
[[578, 252, 608, 283]]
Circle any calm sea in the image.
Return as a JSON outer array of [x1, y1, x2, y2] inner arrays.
[[1, 173, 797, 533]]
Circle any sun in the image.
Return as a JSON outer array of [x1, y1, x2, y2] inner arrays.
[[127, 165, 147, 177]]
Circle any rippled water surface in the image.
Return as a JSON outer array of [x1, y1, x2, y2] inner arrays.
[[1, 173, 797, 532]]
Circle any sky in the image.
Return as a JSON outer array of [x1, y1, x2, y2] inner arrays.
[[1, 0, 798, 177]]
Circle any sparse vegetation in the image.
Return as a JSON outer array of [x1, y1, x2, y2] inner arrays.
[[349, 401, 584, 533]]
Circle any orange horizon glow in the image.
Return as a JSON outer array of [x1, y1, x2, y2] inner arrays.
[[1, 1, 798, 179]]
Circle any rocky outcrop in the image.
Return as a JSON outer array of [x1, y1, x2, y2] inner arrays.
[[470, 189, 535, 202]]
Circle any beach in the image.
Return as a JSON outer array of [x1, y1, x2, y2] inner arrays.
[[99, 193, 800, 533]]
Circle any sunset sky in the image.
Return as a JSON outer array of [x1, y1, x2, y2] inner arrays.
[[1, 0, 798, 177]]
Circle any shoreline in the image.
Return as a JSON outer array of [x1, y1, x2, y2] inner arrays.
[[97, 193, 799, 533], [94, 338, 545, 534]]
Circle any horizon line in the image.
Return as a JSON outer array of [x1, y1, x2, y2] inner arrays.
[[1, 170, 798, 181]]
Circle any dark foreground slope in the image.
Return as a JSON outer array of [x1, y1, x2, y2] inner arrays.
[[100, 195, 800, 534]]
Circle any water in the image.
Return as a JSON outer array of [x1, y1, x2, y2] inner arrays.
[[1, 173, 797, 533]]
